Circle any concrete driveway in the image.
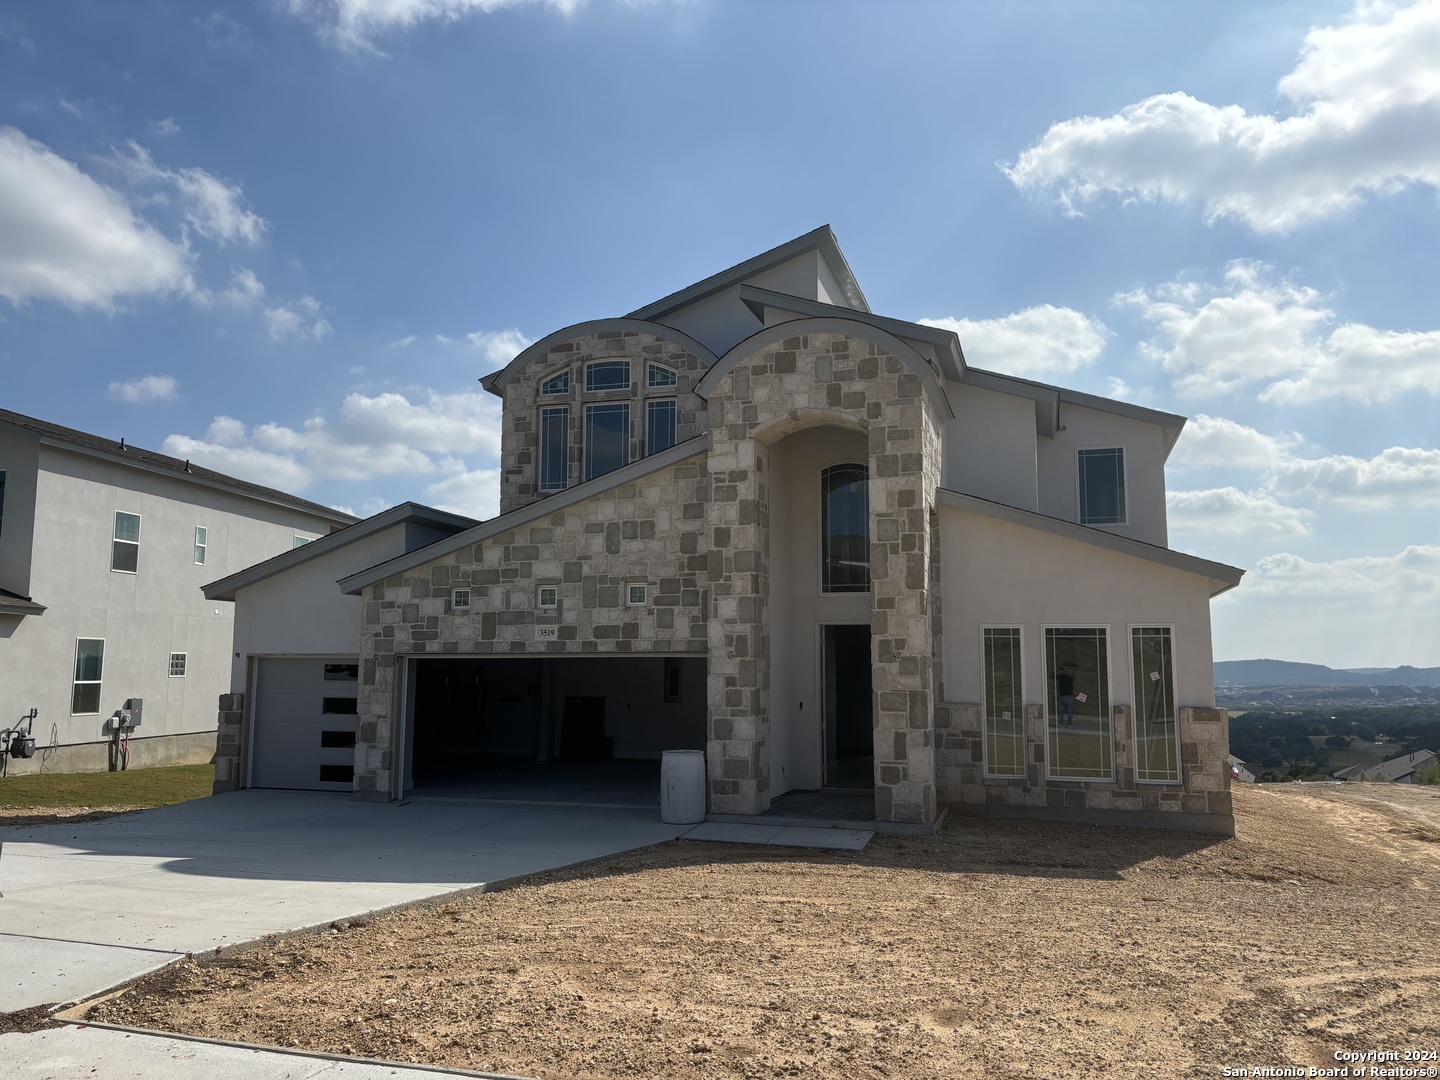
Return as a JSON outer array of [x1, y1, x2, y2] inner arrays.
[[0, 789, 689, 1011]]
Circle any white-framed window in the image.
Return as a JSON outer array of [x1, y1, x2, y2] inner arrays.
[[982, 627, 1025, 778], [451, 588, 471, 611], [72, 638, 105, 714], [293, 535, 313, 549], [537, 585, 558, 608], [193, 525, 207, 565], [647, 363, 677, 388], [539, 406, 569, 492], [112, 511, 141, 573], [1131, 625, 1181, 783], [1044, 626, 1113, 781], [627, 583, 647, 606], [584, 402, 629, 481], [169, 652, 187, 678], [540, 371, 570, 396], [585, 359, 630, 392], [646, 398, 677, 455], [821, 463, 869, 593], [1077, 447, 1126, 526]]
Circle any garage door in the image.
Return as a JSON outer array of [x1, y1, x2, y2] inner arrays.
[[252, 657, 359, 791]]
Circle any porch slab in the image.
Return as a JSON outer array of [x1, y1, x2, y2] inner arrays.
[[679, 822, 873, 850]]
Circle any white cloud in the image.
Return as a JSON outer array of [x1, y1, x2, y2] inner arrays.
[[264, 295, 332, 342], [118, 142, 266, 247], [464, 327, 533, 367], [1244, 545, 1440, 603], [106, 374, 179, 403], [220, 266, 266, 309], [164, 425, 315, 493], [424, 465, 500, 520], [150, 117, 181, 138], [1005, 0, 1440, 233], [1167, 486, 1316, 539], [1167, 413, 1305, 473], [285, 0, 584, 49], [1122, 261, 1440, 404], [0, 126, 192, 310], [920, 304, 1106, 378]]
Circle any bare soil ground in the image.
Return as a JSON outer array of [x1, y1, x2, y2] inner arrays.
[[78, 784, 1440, 1079]]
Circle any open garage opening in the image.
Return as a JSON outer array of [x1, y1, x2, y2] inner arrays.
[[403, 655, 707, 807]]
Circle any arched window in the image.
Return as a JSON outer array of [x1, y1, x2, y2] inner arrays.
[[821, 463, 869, 593]]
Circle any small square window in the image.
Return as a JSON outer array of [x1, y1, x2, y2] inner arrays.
[[538, 586, 558, 608], [452, 588, 471, 610], [193, 525, 207, 565], [169, 652, 187, 678], [627, 583, 647, 606]]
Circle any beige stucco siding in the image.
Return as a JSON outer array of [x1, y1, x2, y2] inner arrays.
[[940, 382, 1039, 510]]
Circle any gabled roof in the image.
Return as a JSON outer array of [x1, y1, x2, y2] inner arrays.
[[627, 225, 869, 321], [1343, 749, 1438, 783], [937, 487, 1244, 596], [203, 502, 478, 601], [338, 436, 708, 595], [0, 408, 356, 528]]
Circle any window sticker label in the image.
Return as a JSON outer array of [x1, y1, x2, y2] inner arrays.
[[1150, 670, 1161, 681], [1075, 692, 1088, 703]]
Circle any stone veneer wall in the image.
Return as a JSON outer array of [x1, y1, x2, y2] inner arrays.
[[213, 692, 244, 794], [705, 331, 944, 823], [352, 459, 710, 797], [499, 331, 711, 514], [934, 702, 1233, 830]]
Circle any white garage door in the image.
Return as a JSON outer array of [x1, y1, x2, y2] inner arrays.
[[252, 657, 359, 790]]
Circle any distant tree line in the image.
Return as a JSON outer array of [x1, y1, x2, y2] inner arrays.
[[1228, 705, 1440, 781]]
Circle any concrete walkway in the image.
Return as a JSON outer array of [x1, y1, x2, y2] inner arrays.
[[0, 789, 688, 1011]]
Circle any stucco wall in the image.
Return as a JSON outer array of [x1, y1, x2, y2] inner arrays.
[[941, 381, 1039, 510], [0, 426, 39, 597]]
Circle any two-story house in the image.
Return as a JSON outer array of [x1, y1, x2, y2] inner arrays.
[[211, 228, 1243, 834], [0, 409, 355, 774]]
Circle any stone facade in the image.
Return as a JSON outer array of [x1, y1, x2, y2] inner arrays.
[[213, 692, 244, 794], [704, 331, 944, 822], [934, 702, 1233, 831], [499, 330, 711, 515]]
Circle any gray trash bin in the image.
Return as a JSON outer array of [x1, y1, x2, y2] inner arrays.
[[660, 749, 706, 824]]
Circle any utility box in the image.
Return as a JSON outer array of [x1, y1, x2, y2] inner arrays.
[[660, 749, 705, 824], [120, 698, 143, 729]]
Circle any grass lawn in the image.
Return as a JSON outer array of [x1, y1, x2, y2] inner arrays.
[[1312, 738, 1393, 772], [0, 763, 213, 811]]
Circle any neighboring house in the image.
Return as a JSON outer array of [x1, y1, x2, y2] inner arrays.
[[1228, 755, 1257, 784], [212, 227, 1244, 834], [0, 409, 355, 774], [1334, 749, 1438, 784], [202, 502, 477, 792]]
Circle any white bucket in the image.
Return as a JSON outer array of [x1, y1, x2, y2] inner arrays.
[[660, 749, 706, 824]]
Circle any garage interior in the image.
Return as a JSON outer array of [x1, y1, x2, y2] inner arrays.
[[403, 655, 707, 807]]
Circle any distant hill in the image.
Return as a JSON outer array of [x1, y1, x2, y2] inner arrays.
[[1215, 659, 1440, 687]]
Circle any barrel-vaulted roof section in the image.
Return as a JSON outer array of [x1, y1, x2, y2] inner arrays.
[[480, 318, 720, 398], [627, 225, 869, 322], [698, 317, 956, 421]]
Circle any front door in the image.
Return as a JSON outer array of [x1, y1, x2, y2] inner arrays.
[[822, 624, 874, 789]]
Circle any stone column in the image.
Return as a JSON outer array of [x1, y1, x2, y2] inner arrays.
[[212, 693, 244, 794]]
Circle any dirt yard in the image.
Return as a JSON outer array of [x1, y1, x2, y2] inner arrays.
[[80, 784, 1440, 1079]]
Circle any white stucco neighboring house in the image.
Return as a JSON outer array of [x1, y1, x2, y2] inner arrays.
[[212, 228, 1245, 834], [0, 408, 356, 774]]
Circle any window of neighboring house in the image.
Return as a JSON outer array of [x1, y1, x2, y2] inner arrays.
[[1132, 626, 1180, 783], [540, 371, 570, 396], [451, 588, 471, 610], [983, 627, 1025, 777], [537, 585, 558, 608], [584, 403, 629, 481], [1045, 626, 1112, 780], [293, 535, 312, 549], [112, 512, 141, 573], [169, 652, 187, 678], [585, 360, 630, 392], [193, 525, 207, 565], [1078, 447, 1126, 526], [647, 363, 677, 388], [72, 638, 105, 714], [821, 463, 869, 593], [646, 399, 677, 455], [539, 406, 569, 492], [627, 583, 647, 606]]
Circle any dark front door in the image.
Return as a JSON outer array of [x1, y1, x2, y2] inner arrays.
[[823, 624, 874, 789]]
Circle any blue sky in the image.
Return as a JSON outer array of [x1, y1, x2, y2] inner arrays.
[[2, 0, 1437, 667]]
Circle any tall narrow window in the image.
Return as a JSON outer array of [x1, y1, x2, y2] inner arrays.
[[540, 371, 570, 396], [1132, 627, 1180, 782], [646, 399, 676, 455], [585, 360, 630, 392], [1045, 627, 1112, 780], [1078, 447, 1126, 525], [983, 628, 1025, 777], [72, 638, 105, 714], [584, 403, 629, 481], [193, 525, 207, 565], [112, 512, 141, 573], [647, 363, 677, 388], [169, 652, 188, 678], [821, 463, 869, 593], [539, 406, 569, 491]]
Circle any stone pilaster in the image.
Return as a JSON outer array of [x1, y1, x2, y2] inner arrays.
[[212, 693, 244, 794]]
